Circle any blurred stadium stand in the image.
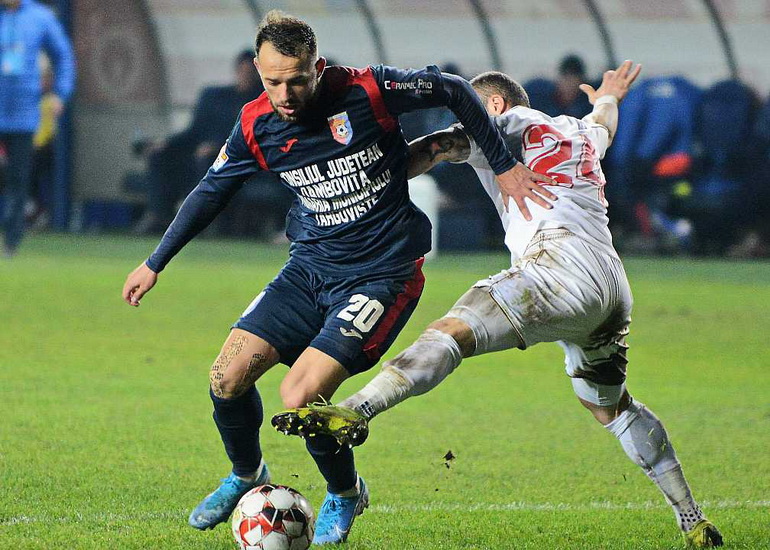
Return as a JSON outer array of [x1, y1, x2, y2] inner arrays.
[[31, 0, 770, 256]]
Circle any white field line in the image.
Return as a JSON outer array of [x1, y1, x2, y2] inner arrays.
[[2, 500, 768, 527]]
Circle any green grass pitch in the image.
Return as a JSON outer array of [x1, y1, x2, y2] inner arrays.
[[1, 234, 768, 549]]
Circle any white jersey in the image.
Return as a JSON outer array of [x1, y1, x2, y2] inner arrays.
[[464, 106, 618, 262]]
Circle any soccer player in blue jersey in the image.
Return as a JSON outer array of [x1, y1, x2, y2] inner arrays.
[[122, 10, 554, 545]]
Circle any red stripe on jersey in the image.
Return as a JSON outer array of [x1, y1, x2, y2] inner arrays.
[[241, 93, 272, 171], [348, 67, 398, 133], [363, 258, 426, 362]]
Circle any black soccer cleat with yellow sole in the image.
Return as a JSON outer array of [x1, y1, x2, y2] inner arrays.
[[684, 520, 723, 548], [271, 404, 369, 447]]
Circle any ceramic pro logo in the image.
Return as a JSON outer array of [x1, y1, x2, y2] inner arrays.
[[384, 78, 433, 94]]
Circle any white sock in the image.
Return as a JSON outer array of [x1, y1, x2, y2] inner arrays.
[[606, 400, 705, 532], [236, 459, 266, 484], [339, 329, 463, 419], [653, 465, 704, 532], [335, 477, 360, 498]]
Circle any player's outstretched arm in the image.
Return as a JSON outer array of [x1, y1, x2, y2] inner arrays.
[[122, 262, 158, 307], [407, 127, 471, 179], [580, 59, 642, 143], [407, 128, 556, 220]]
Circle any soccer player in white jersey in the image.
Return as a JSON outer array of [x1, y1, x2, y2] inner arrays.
[[273, 61, 723, 547]]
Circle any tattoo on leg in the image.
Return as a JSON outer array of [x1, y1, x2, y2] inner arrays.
[[210, 334, 248, 398], [231, 353, 268, 396]]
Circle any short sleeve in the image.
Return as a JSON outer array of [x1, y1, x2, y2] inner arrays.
[[460, 134, 491, 171]]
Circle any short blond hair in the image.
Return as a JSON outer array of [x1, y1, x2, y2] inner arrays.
[[471, 71, 530, 108]]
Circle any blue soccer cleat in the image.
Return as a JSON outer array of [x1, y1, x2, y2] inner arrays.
[[188, 462, 270, 530], [312, 476, 370, 545]]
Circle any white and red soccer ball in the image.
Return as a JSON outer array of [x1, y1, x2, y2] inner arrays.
[[231, 484, 315, 550]]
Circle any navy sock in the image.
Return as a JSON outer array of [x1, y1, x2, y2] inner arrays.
[[305, 434, 357, 494], [210, 386, 264, 477]]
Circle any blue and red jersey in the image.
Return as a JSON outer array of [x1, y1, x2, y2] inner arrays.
[[147, 64, 516, 275]]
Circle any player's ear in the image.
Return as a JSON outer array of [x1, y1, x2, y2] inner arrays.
[[491, 94, 507, 115], [315, 56, 327, 80]]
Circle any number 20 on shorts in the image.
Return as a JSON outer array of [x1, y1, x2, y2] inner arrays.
[[337, 294, 385, 332]]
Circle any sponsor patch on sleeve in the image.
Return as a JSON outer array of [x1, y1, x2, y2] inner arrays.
[[212, 143, 229, 172], [382, 78, 434, 94]]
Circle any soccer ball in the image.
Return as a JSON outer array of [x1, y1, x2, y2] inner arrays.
[[231, 484, 315, 550]]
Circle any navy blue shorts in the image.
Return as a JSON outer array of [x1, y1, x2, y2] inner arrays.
[[233, 258, 425, 375]]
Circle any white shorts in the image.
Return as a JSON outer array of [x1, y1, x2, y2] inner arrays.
[[445, 229, 632, 403]]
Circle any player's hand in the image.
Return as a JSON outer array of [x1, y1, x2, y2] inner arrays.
[[122, 262, 158, 307], [496, 163, 557, 221], [579, 60, 642, 105]]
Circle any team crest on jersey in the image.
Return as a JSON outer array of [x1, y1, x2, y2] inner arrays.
[[212, 142, 228, 172], [328, 111, 353, 145]]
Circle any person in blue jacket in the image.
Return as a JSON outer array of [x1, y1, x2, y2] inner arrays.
[[0, 0, 74, 257], [122, 10, 555, 545]]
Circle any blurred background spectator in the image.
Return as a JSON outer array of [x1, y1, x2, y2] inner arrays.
[[604, 76, 701, 253], [0, 0, 74, 257], [26, 59, 57, 229], [525, 54, 593, 119], [603, 76, 766, 256], [132, 49, 267, 235], [728, 93, 770, 257], [555, 54, 593, 119]]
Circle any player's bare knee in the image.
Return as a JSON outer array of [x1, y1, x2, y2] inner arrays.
[[212, 371, 249, 400], [280, 393, 306, 409], [279, 375, 314, 408], [578, 390, 632, 425], [279, 382, 318, 409], [209, 333, 276, 399], [210, 357, 255, 400], [427, 317, 475, 357], [579, 398, 616, 425]]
